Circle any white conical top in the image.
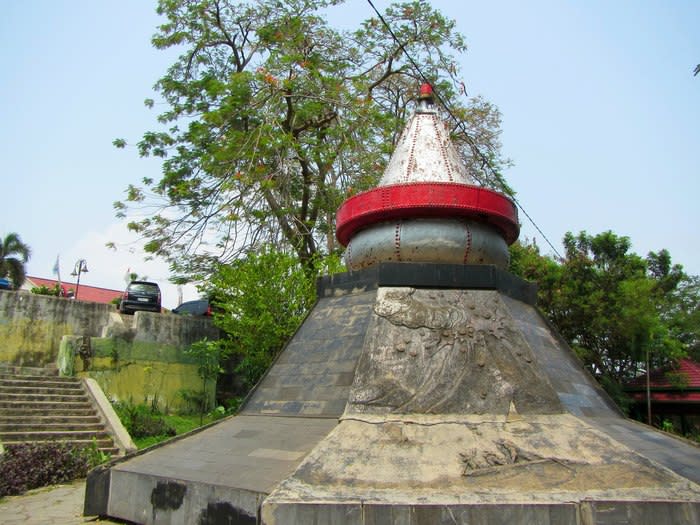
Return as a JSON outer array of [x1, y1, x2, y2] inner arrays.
[[378, 95, 479, 186]]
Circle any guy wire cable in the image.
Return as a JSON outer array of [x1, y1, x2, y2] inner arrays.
[[365, 0, 563, 260]]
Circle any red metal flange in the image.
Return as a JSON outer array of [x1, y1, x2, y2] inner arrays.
[[335, 182, 519, 246]]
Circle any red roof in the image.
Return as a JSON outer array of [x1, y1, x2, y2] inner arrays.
[[626, 359, 700, 389], [25, 276, 122, 305], [625, 359, 700, 404], [627, 391, 700, 403]]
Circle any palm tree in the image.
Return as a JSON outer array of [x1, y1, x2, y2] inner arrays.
[[0, 233, 31, 289]]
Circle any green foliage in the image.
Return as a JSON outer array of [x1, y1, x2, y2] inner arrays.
[[207, 247, 326, 389], [186, 339, 223, 388], [31, 284, 63, 296], [111, 401, 176, 439], [0, 441, 109, 497], [122, 412, 219, 449], [184, 338, 224, 421], [0, 232, 31, 289], [510, 231, 700, 408], [115, 0, 508, 279], [177, 388, 208, 414]]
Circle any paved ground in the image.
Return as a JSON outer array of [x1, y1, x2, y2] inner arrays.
[[0, 480, 127, 525]]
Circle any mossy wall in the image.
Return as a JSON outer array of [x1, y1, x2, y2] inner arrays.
[[81, 338, 215, 412], [0, 290, 112, 367], [2, 289, 221, 412]]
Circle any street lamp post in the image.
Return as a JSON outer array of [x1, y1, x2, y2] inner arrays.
[[70, 259, 89, 300]]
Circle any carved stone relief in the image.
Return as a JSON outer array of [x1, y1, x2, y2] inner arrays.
[[347, 287, 563, 415]]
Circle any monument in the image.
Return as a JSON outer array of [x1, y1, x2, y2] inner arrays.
[[86, 85, 700, 524]]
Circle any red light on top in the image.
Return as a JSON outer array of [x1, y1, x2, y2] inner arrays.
[[419, 83, 433, 97]]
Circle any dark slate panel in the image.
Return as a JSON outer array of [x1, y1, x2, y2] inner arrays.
[[316, 263, 537, 304], [268, 502, 580, 525], [241, 287, 375, 418], [500, 294, 621, 417], [583, 500, 700, 525], [583, 416, 700, 485]]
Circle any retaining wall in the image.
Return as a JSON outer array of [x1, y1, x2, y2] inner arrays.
[[0, 289, 221, 411]]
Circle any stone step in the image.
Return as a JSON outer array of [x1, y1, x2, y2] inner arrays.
[[0, 392, 89, 403], [0, 429, 113, 442], [0, 375, 82, 385], [0, 365, 59, 377], [0, 369, 128, 457], [0, 421, 106, 432], [0, 383, 84, 396], [0, 400, 95, 411], [0, 373, 78, 383], [0, 406, 98, 417], [0, 414, 101, 424]]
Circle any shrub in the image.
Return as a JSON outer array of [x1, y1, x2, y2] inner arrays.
[[112, 401, 176, 439], [0, 442, 106, 497]]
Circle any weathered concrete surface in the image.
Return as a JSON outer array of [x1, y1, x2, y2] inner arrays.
[[0, 290, 112, 367], [348, 287, 563, 415], [84, 286, 378, 523], [85, 264, 700, 524], [261, 415, 700, 524], [500, 294, 621, 417], [100, 415, 337, 524], [261, 282, 700, 524]]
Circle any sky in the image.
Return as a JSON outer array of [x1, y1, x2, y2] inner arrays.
[[1, 1, 698, 308]]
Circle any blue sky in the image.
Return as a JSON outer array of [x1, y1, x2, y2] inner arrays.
[[1, 1, 698, 307]]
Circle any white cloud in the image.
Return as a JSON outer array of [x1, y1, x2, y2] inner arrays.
[[57, 221, 199, 310]]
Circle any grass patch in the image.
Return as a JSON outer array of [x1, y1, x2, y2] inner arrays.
[[112, 400, 237, 450], [132, 413, 219, 449]]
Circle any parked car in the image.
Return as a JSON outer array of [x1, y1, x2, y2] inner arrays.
[[172, 299, 212, 316], [119, 281, 162, 314], [0, 277, 11, 290]]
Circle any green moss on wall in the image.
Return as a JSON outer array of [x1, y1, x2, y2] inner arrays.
[[0, 319, 74, 367], [91, 338, 199, 365], [77, 336, 214, 413], [80, 357, 213, 412]]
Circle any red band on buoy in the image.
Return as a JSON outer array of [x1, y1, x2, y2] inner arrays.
[[336, 182, 519, 246]]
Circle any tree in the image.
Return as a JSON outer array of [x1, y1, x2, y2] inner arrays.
[[185, 338, 224, 423], [508, 239, 561, 310], [0, 233, 31, 289], [115, 0, 508, 280], [510, 232, 697, 409], [206, 247, 339, 389], [647, 249, 700, 362]]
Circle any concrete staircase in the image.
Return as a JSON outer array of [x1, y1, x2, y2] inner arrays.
[[0, 367, 119, 456]]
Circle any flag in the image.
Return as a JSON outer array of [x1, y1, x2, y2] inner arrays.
[[52, 255, 61, 281], [53, 255, 63, 296]]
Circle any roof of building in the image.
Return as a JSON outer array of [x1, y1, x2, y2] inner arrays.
[[625, 358, 700, 403], [24, 276, 122, 305]]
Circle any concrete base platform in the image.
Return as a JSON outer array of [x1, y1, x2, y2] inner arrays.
[[261, 501, 700, 525], [87, 415, 336, 523], [85, 264, 700, 524], [261, 414, 700, 524]]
